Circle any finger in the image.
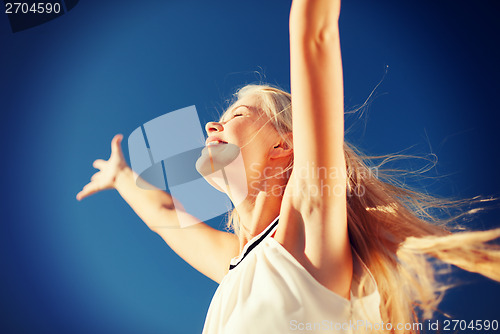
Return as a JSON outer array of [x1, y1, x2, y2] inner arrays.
[[111, 134, 124, 156], [93, 159, 106, 170], [76, 183, 101, 201], [90, 171, 101, 182]]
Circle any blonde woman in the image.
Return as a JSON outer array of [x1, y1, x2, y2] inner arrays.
[[77, 0, 500, 333]]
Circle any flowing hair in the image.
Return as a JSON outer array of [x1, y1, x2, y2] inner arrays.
[[220, 84, 500, 333]]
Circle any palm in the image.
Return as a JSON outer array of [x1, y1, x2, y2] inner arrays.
[[76, 134, 127, 201]]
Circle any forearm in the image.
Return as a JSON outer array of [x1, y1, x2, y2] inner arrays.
[[114, 166, 179, 231], [113, 166, 238, 283], [289, 0, 344, 169], [290, 0, 341, 37]]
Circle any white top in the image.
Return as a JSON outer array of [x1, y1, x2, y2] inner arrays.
[[202, 216, 382, 334]]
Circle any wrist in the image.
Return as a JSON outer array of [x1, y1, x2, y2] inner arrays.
[[114, 165, 133, 189]]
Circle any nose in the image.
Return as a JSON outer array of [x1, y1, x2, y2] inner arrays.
[[205, 121, 223, 134]]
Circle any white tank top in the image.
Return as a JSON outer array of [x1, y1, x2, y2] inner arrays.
[[202, 216, 383, 334]]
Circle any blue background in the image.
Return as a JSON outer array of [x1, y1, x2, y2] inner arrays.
[[1, 0, 499, 333]]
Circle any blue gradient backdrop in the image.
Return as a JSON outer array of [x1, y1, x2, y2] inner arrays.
[[1, 0, 499, 333]]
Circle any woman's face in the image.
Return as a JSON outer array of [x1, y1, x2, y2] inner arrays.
[[196, 94, 283, 194]]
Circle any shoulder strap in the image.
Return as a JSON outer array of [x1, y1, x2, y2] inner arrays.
[[229, 217, 279, 270]]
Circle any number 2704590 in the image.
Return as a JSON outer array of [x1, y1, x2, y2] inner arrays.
[[5, 2, 61, 14]]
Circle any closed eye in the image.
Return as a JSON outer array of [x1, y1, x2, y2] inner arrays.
[[219, 113, 242, 123], [220, 105, 252, 122]]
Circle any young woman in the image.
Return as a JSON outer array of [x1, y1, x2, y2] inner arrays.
[[77, 0, 500, 333]]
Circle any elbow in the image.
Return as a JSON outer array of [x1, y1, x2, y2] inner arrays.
[[291, 26, 341, 58], [311, 26, 339, 45], [290, 18, 340, 48]]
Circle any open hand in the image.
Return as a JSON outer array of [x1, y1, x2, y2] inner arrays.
[[76, 134, 128, 201]]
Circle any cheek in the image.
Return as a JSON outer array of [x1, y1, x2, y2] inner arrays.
[[228, 123, 254, 146], [230, 121, 275, 153], [240, 137, 271, 164], [256, 126, 279, 147]]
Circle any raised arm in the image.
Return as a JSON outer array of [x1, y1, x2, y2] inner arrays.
[[76, 135, 239, 283], [278, 0, 351, 297], [289, 0, 343, 177]]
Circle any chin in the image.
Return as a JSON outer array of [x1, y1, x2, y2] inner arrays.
[[195, 144, 249, 204], [196, 155, 226, 192]]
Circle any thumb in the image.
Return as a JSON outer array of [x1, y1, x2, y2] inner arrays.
[[111, 134, 124, 155]]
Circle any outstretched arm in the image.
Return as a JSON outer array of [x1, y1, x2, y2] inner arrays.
[[278, 0, 351, 297], [77, 135, 239, 283]]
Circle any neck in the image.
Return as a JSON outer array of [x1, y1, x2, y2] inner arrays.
[[224, 161, 290, 251], [233, 189, 283, 252]]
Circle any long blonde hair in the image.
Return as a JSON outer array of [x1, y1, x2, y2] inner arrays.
[[220, 84, 500, 332]]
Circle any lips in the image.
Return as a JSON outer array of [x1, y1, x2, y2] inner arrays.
[[205, 136, 228, 146]]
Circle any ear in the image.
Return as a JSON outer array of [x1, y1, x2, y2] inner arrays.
[[269, 133, 293, 160]]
